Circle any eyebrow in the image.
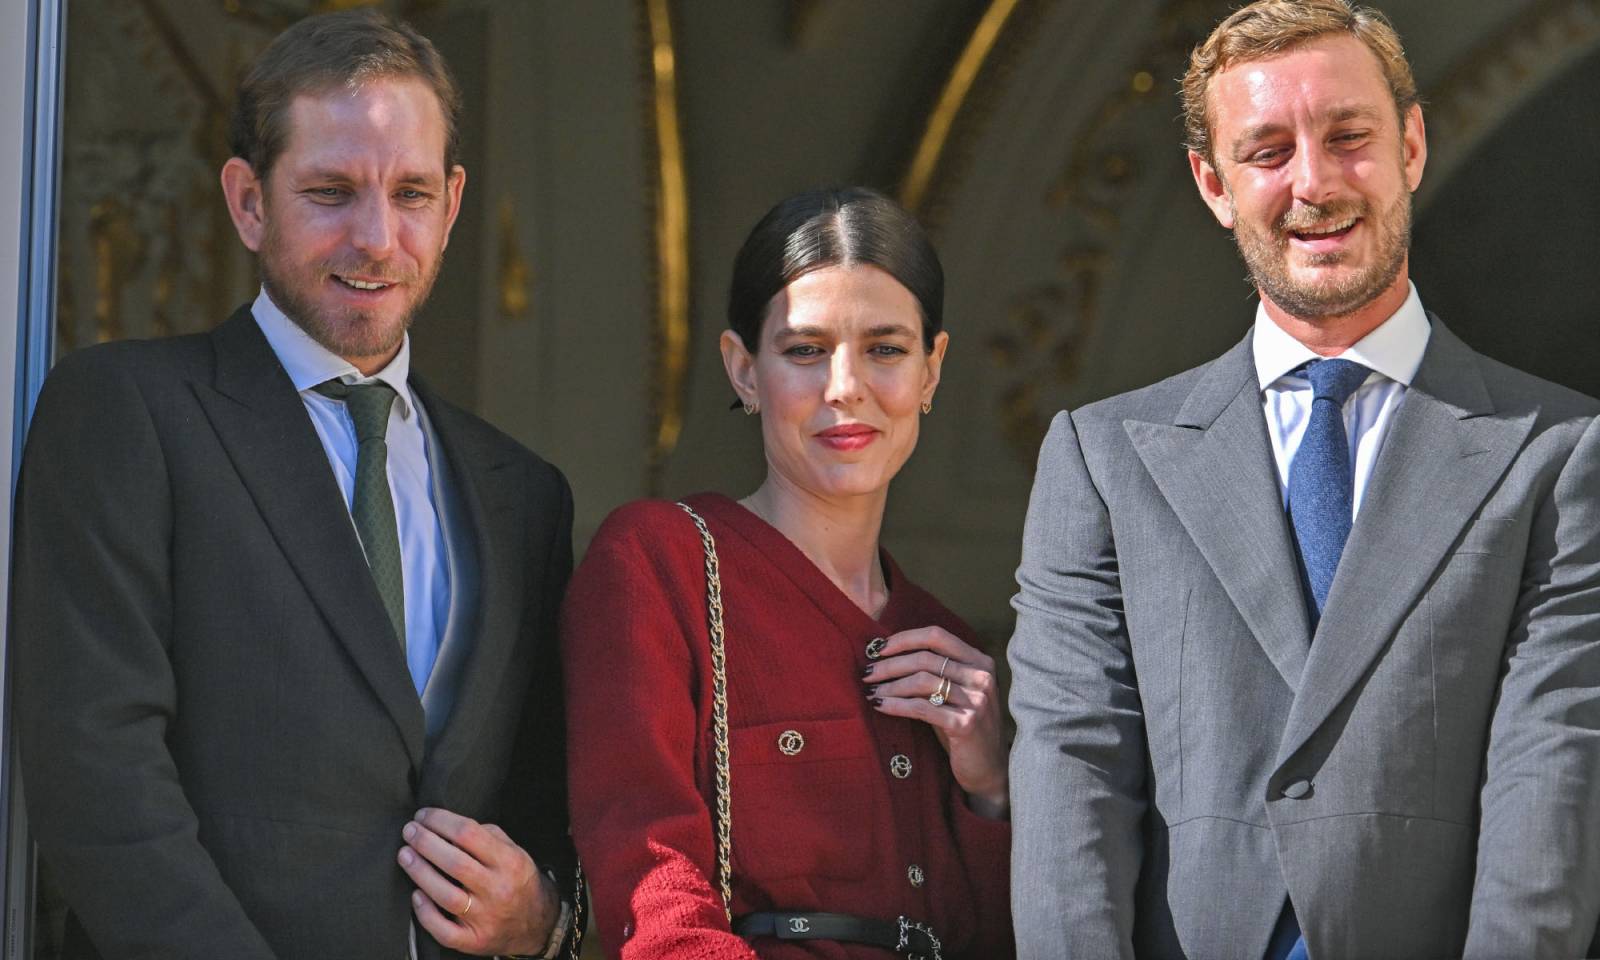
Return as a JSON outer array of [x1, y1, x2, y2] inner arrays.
[[299, 169, 444, 186], [773, 323, 919, 340], [1230, 104, 1388, 158]]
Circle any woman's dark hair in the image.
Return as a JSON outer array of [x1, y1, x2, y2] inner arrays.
[[727, 187, 944, 352]]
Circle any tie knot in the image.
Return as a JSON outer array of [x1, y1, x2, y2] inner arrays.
[[1304, 358, 1369, 405], [313, 379, 397, 442]]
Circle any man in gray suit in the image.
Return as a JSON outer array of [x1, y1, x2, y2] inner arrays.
[[1007, 1, 1600, 957]]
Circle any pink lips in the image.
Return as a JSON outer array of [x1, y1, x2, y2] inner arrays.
[[816, 423, 879, 452]]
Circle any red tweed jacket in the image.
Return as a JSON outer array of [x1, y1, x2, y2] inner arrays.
[[563, 494, 1013, 959]]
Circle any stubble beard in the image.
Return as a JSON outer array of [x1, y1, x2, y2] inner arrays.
[[1230, 188, 1412, 322], [257, 225, 442, 363]]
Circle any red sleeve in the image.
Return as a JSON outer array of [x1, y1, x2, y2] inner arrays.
[[951, 782, 1015, 954], [562, 508, 759, 960]]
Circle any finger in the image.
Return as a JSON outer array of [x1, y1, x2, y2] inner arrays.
[[865, 650, 991, 688], [878, 626, 994, 671], [404, 820, 487, 890], [868, 671, 947, 702], [398, 844, 475, 916], [411, 887, 473, 950], [872, 695, 971, 730], [415, 808, 508, 868]]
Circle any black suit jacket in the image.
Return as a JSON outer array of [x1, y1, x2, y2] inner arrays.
[[12, 307, 577, 960]]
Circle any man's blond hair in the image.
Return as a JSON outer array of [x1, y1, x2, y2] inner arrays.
[[1181, 0, 1419, 165]]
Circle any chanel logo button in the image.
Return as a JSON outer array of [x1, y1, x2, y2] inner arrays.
[[787, 916, 811, 933], [907, 864, 925, 888], [890, 754, 912, 779], [865, 637, 888, 659], [777, 730, 805, 756]]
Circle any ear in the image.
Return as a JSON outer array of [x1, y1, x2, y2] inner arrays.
[[922, 330, 949, 405], [1189, 149, 1235, 229], [440, 164, 468, 252], [220, 157, 267, 252], [1400, 103, 1427, 193], [719, 329, 758, 409]]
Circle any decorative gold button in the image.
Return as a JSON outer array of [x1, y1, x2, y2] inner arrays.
[[890, 754, 912, 779], [907, 864, 925, 888], [865, 637, 888, 659], [777, 730, 805, 756]]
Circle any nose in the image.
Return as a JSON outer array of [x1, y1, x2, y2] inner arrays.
[[824, 349, 864, 407], [349, 191, 398, 259], [1289, 137, 1341, 205]]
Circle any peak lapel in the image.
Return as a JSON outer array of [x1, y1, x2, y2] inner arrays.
[[1127, 334, 1313, 689], [194, 309, 425, 769], [1276, 319, 1536, 767], [410, 382, 528, 795]]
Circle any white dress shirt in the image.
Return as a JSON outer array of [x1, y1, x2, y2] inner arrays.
[[1253, 282, 1432, 517], [252, 287, 449, 694]]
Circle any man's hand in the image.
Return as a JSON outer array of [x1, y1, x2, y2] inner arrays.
[[399, 807, 560, 957]]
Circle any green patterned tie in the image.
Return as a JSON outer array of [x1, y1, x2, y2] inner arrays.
[[313, 379, 406, 647]]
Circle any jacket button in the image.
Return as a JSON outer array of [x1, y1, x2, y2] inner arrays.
[[1281, 778, 1312, 799], [889, 754, 912, 779], [907, 864, 925, 888], [777, 730, 805, 755]]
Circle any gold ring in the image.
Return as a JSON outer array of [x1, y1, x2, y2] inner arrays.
[[461, 893, 474, 917], [938, 656, 950, 679], [928, 676, 952, 707]]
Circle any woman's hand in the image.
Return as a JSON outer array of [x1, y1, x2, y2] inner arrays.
[[862, 626, 1009, 818]]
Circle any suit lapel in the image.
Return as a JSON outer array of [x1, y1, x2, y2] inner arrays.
[[194, 308, 426, 770], [1128, 334, 1314, 690], [410, 380, 530, 795], [1275, 319, 1537, 767]]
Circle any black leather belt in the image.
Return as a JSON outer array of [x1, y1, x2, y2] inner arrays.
[[734, 911, 943, 959]]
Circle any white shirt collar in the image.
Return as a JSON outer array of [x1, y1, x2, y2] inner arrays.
[[1252, 281, 1431, 390], [251, 286, 416, 419]]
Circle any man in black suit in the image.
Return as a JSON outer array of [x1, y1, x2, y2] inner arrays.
[[12, 11, 579, 959]]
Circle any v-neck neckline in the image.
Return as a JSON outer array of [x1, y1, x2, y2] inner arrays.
[[684, 492, 911, 638]]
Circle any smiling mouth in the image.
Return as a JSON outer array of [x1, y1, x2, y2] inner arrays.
[[1289, 217, 1359, 242], [334, 275, 393, 291]]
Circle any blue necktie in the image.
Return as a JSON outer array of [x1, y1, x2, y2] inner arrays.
[[1286, 358, 1370, 619]]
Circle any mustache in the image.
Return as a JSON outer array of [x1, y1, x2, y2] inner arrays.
[[1277, 200, 1368, 234], [321, 262, 417, 284]]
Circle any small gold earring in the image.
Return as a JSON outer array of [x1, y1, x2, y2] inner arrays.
[[743, 401, 760, 416], [921, 399, 933, 415]]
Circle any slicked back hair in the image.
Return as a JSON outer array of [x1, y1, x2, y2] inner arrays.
[[727, 187, 944, 356], [228, 9, 462, 182]]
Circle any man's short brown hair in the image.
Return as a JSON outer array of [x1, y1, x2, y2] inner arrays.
[[228, 9, 462, 181], [1181, 0, 1419, 165]]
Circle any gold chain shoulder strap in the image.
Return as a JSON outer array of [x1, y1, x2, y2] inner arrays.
[[676, 501, 734, 921]]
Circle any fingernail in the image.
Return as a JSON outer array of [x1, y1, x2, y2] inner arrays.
[[403, 822, 416, 840], [413, 891, 424, 907], [414, 809, 428, 821], [860, 665, 874, 678], [399, 848, 413, 866], [870, 697, 883, 707], [866, 685, 879, 696]]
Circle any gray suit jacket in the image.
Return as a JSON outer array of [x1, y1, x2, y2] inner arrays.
[[1007, 318, 1600, 959]]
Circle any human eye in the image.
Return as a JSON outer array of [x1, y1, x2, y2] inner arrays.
[[396, 187, 433, 205], [1246, 146, 1288, 167], [783, 343, 824, 359], [869, 342, 910, 358], [1331, 130, 1370, 148], [306, 186, 347, 202]]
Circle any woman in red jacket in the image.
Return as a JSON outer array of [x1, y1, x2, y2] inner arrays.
[[563, 187, 1012, 959]]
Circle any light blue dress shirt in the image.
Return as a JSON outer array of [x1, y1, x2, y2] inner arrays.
[[1253, 282, 1432, 517], [252, 288, 448, 695]]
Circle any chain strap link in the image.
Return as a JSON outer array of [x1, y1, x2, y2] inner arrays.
[[676, 501, 735, 921]]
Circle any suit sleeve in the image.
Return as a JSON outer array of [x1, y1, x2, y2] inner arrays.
[[1007, 411, 1146, 960], [561, 517, 759, 960], [1465, 415, 1600, 957], [498, 463, 583, 957], [11, 352, 277, 958]]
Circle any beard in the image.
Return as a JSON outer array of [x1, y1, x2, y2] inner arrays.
[[1231, 188, 1411, 321], [257, 224, 441, 362]]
